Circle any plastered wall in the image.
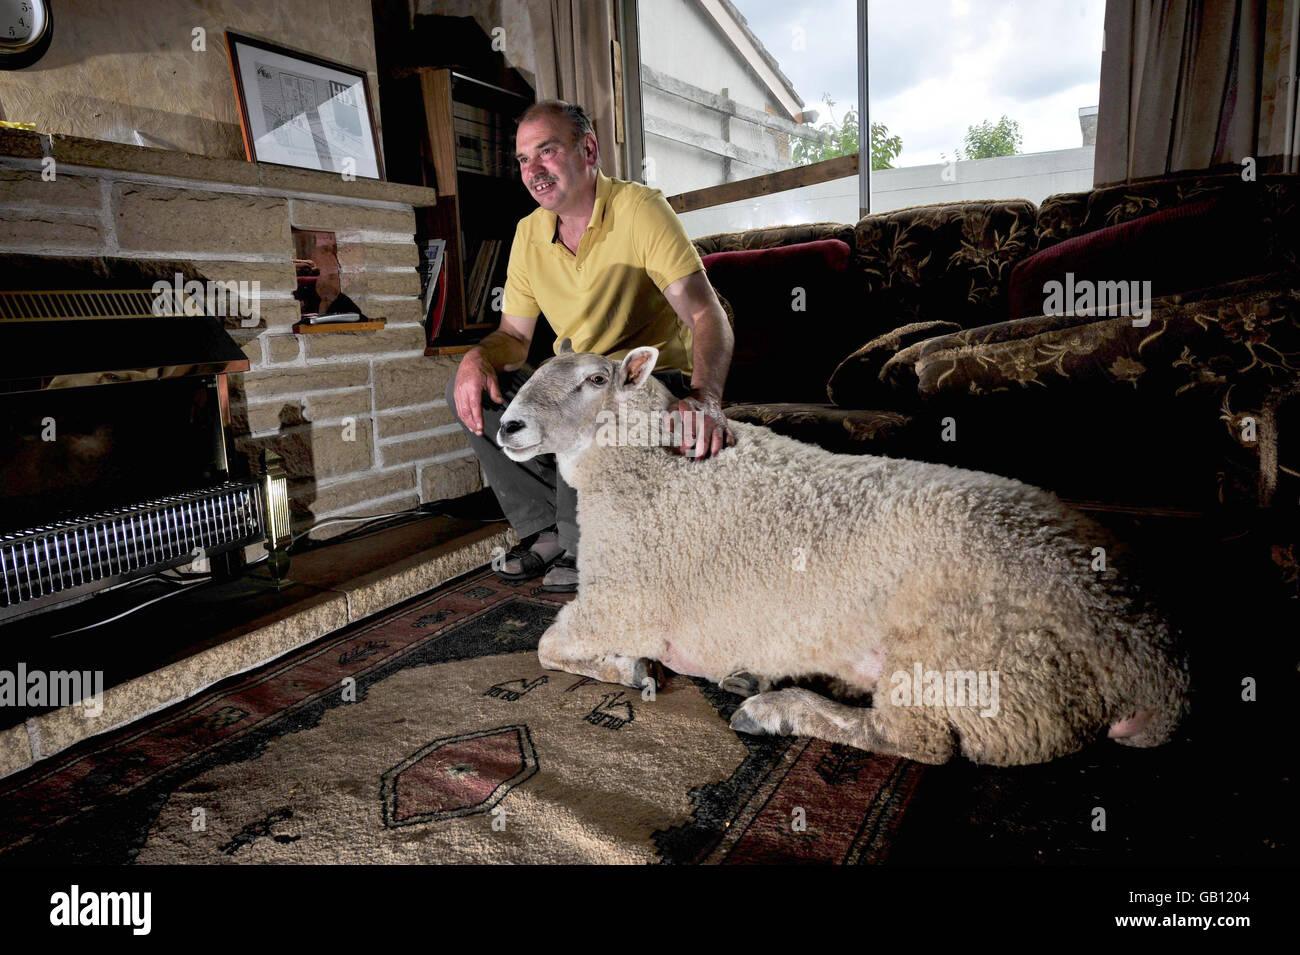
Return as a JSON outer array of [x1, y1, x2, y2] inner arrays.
[[0, 0, 380, 160]]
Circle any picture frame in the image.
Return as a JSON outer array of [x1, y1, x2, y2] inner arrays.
[[225, 31, 384, 180]]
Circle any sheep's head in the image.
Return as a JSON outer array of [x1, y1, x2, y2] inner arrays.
[[497, 339, 670, 462]]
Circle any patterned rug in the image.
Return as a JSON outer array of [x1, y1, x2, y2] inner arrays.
[[0, 568, 923, 864]]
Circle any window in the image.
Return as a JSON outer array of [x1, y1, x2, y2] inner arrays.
[[868, 0, 1104, 213], [624, 0, 1105, 235], [631, 0, 857, 236]]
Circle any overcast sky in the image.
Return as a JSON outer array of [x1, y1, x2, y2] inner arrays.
[[732, 0, 1106, 166]]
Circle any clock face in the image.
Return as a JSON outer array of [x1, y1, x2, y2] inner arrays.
[[0, 0, 51, 68]]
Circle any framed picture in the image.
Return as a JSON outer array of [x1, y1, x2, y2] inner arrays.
[[225, 31, 384, 180]]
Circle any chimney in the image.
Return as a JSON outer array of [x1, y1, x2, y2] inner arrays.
[[1078, 106, 1098, 146]]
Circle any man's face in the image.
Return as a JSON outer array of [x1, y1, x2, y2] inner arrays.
[[515, 116, 596, 214]]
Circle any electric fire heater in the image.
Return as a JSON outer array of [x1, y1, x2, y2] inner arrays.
[[0, 288, 287, 624]]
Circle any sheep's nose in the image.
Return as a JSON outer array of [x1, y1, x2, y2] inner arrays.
[[501, 419, 526, 434]]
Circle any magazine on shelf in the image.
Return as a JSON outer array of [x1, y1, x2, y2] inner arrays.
[[419, 238, 447, 323]]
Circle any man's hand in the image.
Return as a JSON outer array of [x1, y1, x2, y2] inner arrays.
[[661, 272, 734, 457], [452, 349, 505, 437], [667, 388, 734, 460]]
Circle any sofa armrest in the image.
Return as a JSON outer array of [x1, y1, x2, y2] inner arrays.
[[895, 271, 1300, 408], [826, 320, 963, 407]]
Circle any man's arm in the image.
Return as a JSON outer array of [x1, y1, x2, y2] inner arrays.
[[451, 313, 537, 436], [661, 270, 735, 459]]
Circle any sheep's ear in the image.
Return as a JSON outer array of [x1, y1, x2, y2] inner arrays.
[[557, 338, 574, 354], [617, 347, 659, 390]]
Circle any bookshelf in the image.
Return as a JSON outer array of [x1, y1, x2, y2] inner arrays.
[[415, 68, 536, 352]]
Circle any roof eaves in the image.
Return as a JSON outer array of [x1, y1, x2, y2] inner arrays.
[[710, 0, 805, 114]]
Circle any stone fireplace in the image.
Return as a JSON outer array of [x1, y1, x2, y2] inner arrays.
[[0, 127, 481, 539], [0, 1, 525, 778]]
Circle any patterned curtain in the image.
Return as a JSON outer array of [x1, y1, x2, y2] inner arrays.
[[1094, 0, 1300, 184]]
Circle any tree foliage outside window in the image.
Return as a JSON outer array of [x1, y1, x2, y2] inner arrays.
[[792, 96, 903, 171], [947, 115, 1024, 161]]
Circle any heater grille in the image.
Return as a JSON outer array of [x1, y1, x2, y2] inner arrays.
[[264, 475, 291, 548], [0, 289, 200, 323], [0, 482, 264, 615]]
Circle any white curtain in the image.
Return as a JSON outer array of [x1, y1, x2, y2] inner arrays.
[[528, 0, 623, 178], [1095, 0, 1300, 184], [421, 0, 624, 177]]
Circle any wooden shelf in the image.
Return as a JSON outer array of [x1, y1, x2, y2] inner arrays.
[[0, 130, 439, 207], [292, 319, 387, 334], [411, 67, 535, 349]]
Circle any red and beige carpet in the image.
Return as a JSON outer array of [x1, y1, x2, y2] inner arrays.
[[0, 568, 923, 864]]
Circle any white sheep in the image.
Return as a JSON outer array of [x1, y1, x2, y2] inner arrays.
[[496, 341, 1191, 766]]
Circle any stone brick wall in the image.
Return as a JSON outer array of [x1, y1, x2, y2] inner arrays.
[[0, 132, 481, 539]]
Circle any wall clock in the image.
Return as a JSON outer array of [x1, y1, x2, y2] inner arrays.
[[0, 0, 52, 70]]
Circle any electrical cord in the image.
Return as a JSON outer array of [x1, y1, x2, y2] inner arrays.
[[47, 576, 210, 640], [288, 508, 420, 546], [41, 500, 464, 639], [160, 567, 214, 581], [283, 498, 467, 552], [113, 570, 194, 590]]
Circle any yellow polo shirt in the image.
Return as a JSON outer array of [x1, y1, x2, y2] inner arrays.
[[502, 171, 702, 373]]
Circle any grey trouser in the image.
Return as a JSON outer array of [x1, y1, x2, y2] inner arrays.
[[447, 364, 691, 557]]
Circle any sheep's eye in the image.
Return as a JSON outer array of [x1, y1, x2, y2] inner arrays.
[[587, 374, 608, 386]]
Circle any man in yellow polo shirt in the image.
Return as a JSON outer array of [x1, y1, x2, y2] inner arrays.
[[448, 100, 734, 592]]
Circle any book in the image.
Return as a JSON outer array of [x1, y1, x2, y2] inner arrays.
[[426, 266, 449, 344], [476, 240, 503, 321], [465, 240, 489, 316], [469, 239, 501, 322], [419, 238, 447, 325], [452, 104, 511, 176]]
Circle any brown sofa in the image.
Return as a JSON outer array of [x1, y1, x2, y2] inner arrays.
[[694, 171, 1300, 521]]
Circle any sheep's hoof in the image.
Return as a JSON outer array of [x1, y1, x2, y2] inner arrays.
[[729, 708, 765, 735], [631, 658, 666, 692], [730, 694, 795, 736], [720, 670, 763, 698]]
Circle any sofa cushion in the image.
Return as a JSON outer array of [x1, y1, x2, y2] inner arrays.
[[1008, 193, 1266, 319], [725, 402, 914, 455], [853, 199, 1038, 330], [703, 238, 858, 404], [826, 319, 963, 408], [900, 270, 1300, 403], [1036, 171, 1300, 268]]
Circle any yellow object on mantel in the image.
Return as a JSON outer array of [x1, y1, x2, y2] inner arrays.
[[0, 121, 37, 131]]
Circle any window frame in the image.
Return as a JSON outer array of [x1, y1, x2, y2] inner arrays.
[[617, 0, 870, 216]]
